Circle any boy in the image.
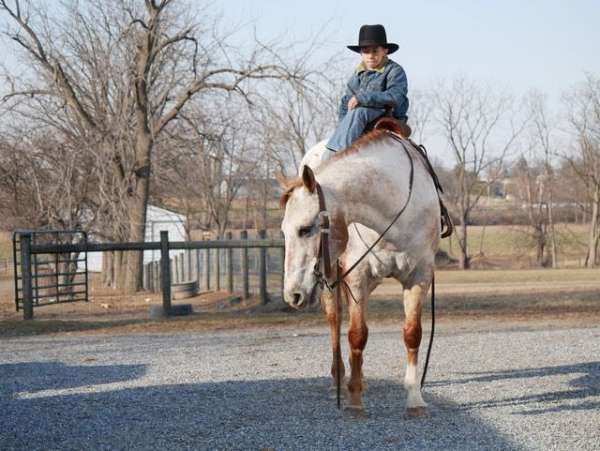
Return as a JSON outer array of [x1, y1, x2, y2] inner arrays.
[[327, 24, 409, 152]]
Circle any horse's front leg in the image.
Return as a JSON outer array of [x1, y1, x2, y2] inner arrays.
[[347, 287, 368, 410], [321, 290, 345, 392], [402, 271, 431, 415]]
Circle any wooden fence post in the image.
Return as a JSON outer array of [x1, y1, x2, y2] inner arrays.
[[146, 263, 153, 292], [177, 253, 184, 283], [160, 231, 172, 315], [259, 229, 268, 304], [195, 249, 201, 290], [153, 261, 160, 293], [214, 246, 221, 291], [204, 245, 210, 291], [20, 233, 34, 320], [226, 231, 233, 293], [186, 249, 192, 281], [241, 230, 250, 300]]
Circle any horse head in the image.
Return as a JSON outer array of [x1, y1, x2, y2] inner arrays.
[[280, 165, 347, 309]]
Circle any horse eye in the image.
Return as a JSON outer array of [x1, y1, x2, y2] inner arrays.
[[298, 225, 313, 237]]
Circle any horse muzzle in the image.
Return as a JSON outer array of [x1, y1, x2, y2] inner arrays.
[[284, 283, 321, 310]]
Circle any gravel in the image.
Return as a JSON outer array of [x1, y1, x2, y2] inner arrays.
[[0, 321, 598, 451]]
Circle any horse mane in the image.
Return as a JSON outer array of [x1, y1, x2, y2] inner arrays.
[[330, 129, 390, 162], [278, 129, 394, 207]]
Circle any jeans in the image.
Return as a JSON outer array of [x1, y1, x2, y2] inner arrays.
[[326, 106, 386, 152]]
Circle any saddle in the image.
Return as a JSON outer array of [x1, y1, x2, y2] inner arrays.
[[364, 116, 453, 239], [366, 116, 412, 138]]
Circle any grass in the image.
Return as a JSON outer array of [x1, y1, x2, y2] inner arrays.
[[434, 267, 600, 284], [439, 224, 589, 259], [437, 224, 592, 269]]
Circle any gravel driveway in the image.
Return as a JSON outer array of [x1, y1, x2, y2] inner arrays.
[[1, 321, 598, 450]]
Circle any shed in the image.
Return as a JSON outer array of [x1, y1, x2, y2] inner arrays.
[[85, 205, 187, 272]]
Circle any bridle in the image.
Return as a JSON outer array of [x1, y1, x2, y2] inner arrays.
[[310, 132, 437, 409], [313, 183, 333, 287]]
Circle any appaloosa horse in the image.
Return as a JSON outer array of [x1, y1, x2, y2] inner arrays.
[[280, 130, 440, 415]]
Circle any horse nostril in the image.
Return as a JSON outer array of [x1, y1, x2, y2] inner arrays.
[[292, 292, 303, 306]]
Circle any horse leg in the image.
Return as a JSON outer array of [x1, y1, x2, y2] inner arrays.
[[321, 290, 345, 392], [402, 269, 431, 414], [347, 288, 368, 410]]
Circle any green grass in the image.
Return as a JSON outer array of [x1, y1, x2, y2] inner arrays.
[[439, 224, 589, 260], [435, 268, 600, 284]]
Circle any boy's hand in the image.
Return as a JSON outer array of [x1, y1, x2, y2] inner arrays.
[[348, 96, 358, 110]]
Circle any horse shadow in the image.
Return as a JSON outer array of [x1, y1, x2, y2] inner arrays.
[[428, 361, 600, 415], [0, 360, 521, 451]]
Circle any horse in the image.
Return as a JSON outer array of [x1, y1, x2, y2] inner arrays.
[[280, 130, 440, 415]]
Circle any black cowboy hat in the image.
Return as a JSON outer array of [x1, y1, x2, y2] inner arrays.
[[347, 24, 399, 54]]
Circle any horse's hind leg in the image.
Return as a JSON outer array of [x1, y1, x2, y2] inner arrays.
[[347, 287, 368, 410], [322, 290, 345, 391], [402, 266, 432, 414]]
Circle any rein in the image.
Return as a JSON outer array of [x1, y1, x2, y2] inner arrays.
[[311, 132, 437, 408]]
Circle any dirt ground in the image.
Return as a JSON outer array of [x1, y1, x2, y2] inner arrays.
[[1, 268, 599, 337]]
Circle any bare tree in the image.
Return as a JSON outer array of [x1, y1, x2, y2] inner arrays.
[[255, 72, 339, 174], [154, 97, 261, 237], [434, 78, 527, 268], [409, 88, 435, 145], [512, 155, 551, 266], [1, 0, 307, 291], [563, 74, 600, 267], [527, 91, 558, 267]]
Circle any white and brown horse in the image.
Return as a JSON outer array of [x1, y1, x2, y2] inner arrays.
[[280, 130, 440, 414]]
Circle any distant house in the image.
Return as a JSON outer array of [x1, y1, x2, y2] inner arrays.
[[86, 205, 187, 272]]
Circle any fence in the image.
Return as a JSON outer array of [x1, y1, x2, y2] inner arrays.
[[142, 230, 285, 302], [13, 230, 89, 314], [18, 230, 284, 320]]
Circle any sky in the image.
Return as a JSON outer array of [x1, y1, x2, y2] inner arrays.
[[214, 0, 600, 162], [218, 0, 600, 100], [2, 0, 599, 163]]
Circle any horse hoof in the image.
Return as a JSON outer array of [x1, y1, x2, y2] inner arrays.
[[328, 385, 348, 399], [329, 391, 347, 400], [344, 404, 367, 418], [405, 406, 428, 418]]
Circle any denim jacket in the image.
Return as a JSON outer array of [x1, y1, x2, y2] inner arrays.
[[339, 57, 409, 122]]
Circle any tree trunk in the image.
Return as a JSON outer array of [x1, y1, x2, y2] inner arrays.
[[115, 250, 126, 290], [586, 188, 600, 268], [458, 217, 470, 269], [123, 178, 150, 293], [123, 127, 152, 293], [535, 227, 546, 267], [547, 196, 558, 268]]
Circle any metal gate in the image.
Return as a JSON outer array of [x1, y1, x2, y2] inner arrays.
[[13, 230, 89, 312]]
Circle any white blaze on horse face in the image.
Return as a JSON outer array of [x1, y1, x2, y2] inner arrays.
[[281, 186, 321, 309]]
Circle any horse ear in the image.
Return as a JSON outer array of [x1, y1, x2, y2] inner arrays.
[[276, 173, 287, 189], [301, 165, 316, 193]]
